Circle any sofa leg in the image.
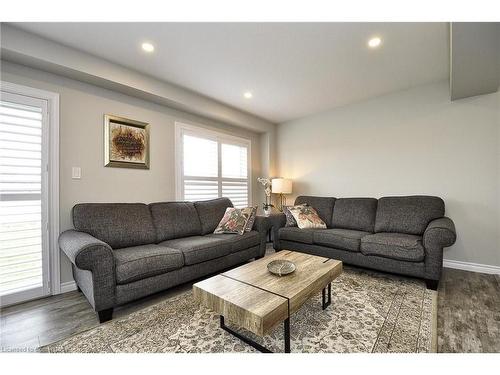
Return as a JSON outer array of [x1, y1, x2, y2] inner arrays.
[[97, 308, 113, 323], [425, 279, 439, 291]]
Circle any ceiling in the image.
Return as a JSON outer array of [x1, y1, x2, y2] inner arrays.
[[11, 22, 449, 123]]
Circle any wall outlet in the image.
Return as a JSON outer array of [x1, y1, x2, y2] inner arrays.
[[72, 167, 81, 179]]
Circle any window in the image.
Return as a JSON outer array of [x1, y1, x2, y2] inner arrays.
[[176, 123, 251, 208], [0, 82, 59, 306]]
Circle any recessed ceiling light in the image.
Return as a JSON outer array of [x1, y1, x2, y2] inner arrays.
[[243, 91, 253, 99], [141, 42, 155, 53], [368, 37, 382, 48]]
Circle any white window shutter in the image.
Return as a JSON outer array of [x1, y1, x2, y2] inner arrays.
[[178, 126, 250, 208], [0, 100, 44, 296]]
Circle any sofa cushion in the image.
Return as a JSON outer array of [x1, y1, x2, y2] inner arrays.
[[149, 201, 202, 242], [313, 228, 371, 252], [294, 196, 336, 228], [278, 227, 317, 244], [72, 203, 156, 249], [206, 231, 260, 253], [331, 198, 378, 232], [360, 233, 425, 262], [194, 198, 233, 235], [375, 196, 444, 235], [113, 244, 184, 284], [160, 236, 232, 265]]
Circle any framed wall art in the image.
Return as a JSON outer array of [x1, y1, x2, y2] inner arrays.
[[104, 114, 150, 169]]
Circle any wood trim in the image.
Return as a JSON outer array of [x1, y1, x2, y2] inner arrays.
[[443, 259, 500, 275], [0, 286, 47, 307], [60, 281, 77, 294]]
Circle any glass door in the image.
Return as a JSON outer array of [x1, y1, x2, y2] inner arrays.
[[0, 91, 50, 306]]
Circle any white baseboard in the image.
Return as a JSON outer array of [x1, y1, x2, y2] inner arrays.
[[443, 259, 500, 275], [59, 281, 77, 293]]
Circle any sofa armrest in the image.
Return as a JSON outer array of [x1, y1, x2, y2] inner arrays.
[[59, 230, 115, 311], [59, 230, 112, 267], [253, 216, 271, 256], [422, 217, 456, 281], [423, 217, 456, 249], [269, 213, 287, 250], [253, 215, 270, 233]]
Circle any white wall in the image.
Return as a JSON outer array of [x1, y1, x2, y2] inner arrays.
[[1, 62, 265, 283], [277, 81, 500, 267]]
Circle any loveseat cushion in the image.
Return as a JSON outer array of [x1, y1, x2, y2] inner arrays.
[[360, 232, 425, 262], [160, 236, 232, 265], [278, 227, 317, 244], [113, 244, 184, 284], [331, 198, 378, 232], [194, 198, 233, 235], [374, 196, 444, 235], [72, 203, 156, 249], [294, 196, 336, 228], [149, 201, 202, 242], [206, 231, 260, 253], [313, 228, 370, 252]]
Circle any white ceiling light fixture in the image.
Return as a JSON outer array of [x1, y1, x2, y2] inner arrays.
[[141, 42, 155, 53], [368, 37, 382, 48], [243, 91, 253, 99]]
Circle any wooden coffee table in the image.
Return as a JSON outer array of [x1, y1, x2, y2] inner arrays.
[[193, 250, 343, 353]]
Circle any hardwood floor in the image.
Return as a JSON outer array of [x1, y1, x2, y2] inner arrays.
[[1, 257, 499, 353], [437, 268, 500, 353], [1, 281, 192, 350]]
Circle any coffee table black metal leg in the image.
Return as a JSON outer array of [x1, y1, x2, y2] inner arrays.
[[220, 315, 272, 353], [284, 317, 290, 353], [220, 315, 291, 353], [322, 283, 332, 310]]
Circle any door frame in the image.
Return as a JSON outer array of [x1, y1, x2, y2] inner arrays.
[[1, 81, 60, 304]]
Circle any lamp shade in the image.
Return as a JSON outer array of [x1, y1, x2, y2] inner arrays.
[[271, 178, 292, 194]]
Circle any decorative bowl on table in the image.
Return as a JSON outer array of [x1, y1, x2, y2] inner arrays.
[[267, 260, 296, 276]]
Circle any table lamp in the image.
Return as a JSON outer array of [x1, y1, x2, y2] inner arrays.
[[271, 178, 292, 211]]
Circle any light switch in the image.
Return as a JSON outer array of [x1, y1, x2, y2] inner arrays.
[[72, 167, 81, 179]]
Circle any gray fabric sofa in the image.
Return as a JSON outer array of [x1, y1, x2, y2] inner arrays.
[[272, 195, 456, 290], [59, 198, 269, 322]]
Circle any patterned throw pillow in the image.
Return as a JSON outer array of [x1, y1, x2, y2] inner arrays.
[[244, 206, 257, 232], [288, 205, 326, 229], [283, 204, 307, 227], [214, 207, 254, 235]]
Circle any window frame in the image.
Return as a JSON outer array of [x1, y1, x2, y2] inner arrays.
[[175, 122, 252, 207]]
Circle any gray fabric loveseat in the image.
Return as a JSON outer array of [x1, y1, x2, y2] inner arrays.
[[59, 198, 269, 322], [272, 195, 456, 290]]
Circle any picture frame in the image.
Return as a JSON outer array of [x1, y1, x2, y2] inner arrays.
[[104, 114, 150, 169]]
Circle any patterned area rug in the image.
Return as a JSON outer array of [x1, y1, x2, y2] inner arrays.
[[42, 267, 437, 353]]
